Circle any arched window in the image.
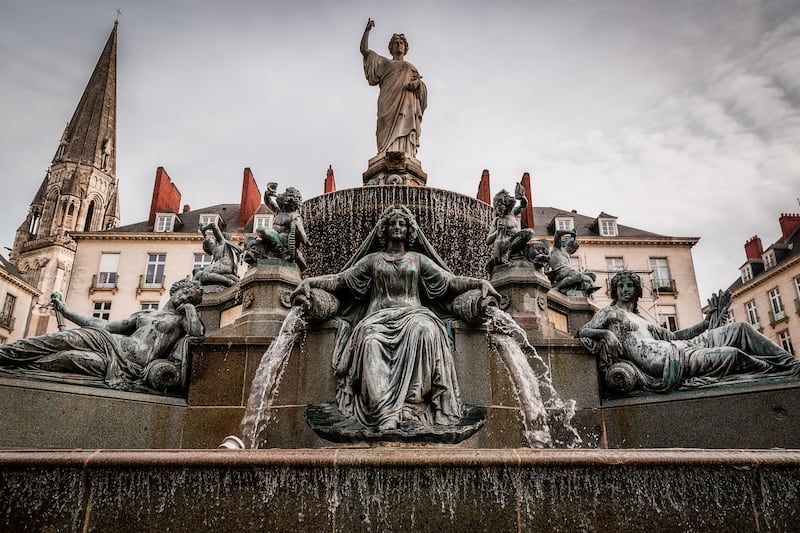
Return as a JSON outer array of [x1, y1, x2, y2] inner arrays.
[[28, 208, 41, 235], [83, 200, 95, 231]]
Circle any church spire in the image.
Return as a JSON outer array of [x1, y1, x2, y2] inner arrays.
[[53, 21, 117, 173], [10, 21, 121, 335]]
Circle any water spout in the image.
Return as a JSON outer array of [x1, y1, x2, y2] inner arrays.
[[238, 306, 306, 449], [486, 306, 581, 448]]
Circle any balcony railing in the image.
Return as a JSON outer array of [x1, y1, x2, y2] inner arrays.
[[651, 278, 677, 294], [137, 275, 165, 296], [769, 308, 787, 326], [0, 313, 15, 331], [89, 274, 119, 295]]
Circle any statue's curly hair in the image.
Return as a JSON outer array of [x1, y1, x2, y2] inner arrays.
[[610, 270, 643, 313], [376, 204, 420, 249], [170, 279, 203, 302], [492, 190, 516, 215], [388, 33, 409, 54]]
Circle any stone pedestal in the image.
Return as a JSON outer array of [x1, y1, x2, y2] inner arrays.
[[202, 262, 302, 338], [362, 151, 427, 186], [490, 264, 568, 342], [545, 289, 599, 337]]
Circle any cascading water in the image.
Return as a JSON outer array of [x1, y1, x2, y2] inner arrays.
[[239, 306, 306, 449], [485, 306, 582, 448]]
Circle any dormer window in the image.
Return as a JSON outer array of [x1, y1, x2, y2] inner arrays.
[[599, 218, 618, 237], [740, 265, 753, 283], [199, 214, 221, 228], [763, 250, 776, 270], [155, 213, 177, 233], [254, 214, 273, 231], [555, 216, 574, 231]]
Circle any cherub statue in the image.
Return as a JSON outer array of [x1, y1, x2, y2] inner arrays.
[[547, 229, 599, 295], [193, 221, 241, 290], [486, 183, 535, 274], [243, 183, 310, 270]]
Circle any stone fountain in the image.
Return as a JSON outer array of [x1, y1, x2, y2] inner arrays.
[[2, 19, 800, 530]]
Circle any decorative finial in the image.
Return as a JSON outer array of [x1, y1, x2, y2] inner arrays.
[[115, 8, 122, 23]]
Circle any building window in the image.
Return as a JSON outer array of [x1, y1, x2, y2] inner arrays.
[[649, 258, 674, 292], [599, 219, 618, 237], [193, 253, 213, 274], [0, 336, 6, 344], [97, 252, 120, 287], [141, 302, 160, 311], [144, 254, 166, 287], [778, 331, 794, 355], [795, 277, 800, 298], [569, 256, 581, 269], [254, 214, 273, 231], [745, 300, 759, 327], [740, 265, 753, 284], [606, 257, 624, 272], [0, 294, 16, 328], [657, 305, 678, 332], [92, 301, 111, 320], [763, 250, 776, 270], [768, 287, 785, 323], [155, 214, 176, 233], [199, 214, 220, 227], [555, 217, 574, 231]]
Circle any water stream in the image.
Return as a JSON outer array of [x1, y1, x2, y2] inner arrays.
[[486, 306, 582, 448], [239, 306, 306, 449]]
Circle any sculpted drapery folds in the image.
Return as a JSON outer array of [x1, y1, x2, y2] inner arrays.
[[578, 271, 800, 394], [292, 205, 500, 432], [361, 18, 427, 158]]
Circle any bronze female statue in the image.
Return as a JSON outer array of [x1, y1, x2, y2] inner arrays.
[[578, 270, 800, 393], [361, 18, 427, 159], [292, 205, 499, 433]]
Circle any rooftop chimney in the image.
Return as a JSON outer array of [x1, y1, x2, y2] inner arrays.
[[744, 235, 763, 260], [148, 167, 181, 226], [477, 169, 491, 204], [520, 172, 534, 229], [779, 213, 800, 241], [324, 165, 336, 193], [238, 167, 262, 227]]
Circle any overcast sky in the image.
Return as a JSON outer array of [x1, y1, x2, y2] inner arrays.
[[1, 0, 799, 303]]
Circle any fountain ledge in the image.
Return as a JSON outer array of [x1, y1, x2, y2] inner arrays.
[[3, 448, 800, 467]]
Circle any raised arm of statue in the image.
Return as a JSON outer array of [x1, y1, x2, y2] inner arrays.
[[264, 182, 280, 213], [51, 291, 137, 334], [512, 183, 527, 216], [360, 18, 375, 57]]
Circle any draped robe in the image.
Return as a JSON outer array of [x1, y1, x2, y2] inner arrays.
[[332, 251, 462, 430], [363, 50, 427, 157]]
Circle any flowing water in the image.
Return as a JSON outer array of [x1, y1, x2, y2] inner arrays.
[[239, 307, 306, 449], [486, 306, 582, 448]]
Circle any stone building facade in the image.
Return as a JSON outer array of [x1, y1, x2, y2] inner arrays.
[[726, 213, 800, 356]]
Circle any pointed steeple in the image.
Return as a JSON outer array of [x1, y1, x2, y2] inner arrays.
[[10, 21, 121, 335], [53, 21, 117, 173]]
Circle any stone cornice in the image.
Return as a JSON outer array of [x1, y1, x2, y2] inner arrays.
[[570, 236, 700, 247], [72, 232, 207, 242], [0, 269, 40, 296]]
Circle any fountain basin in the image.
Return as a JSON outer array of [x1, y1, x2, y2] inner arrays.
[[1, 448, 798, 531]]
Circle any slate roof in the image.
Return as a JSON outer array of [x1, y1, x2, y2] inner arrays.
[[113, 203, 274, 235], [726, 224, 800, 294], [529, 206, 669, 239]]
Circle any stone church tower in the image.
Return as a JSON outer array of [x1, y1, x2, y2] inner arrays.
[[9, 22, 119, 335]]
